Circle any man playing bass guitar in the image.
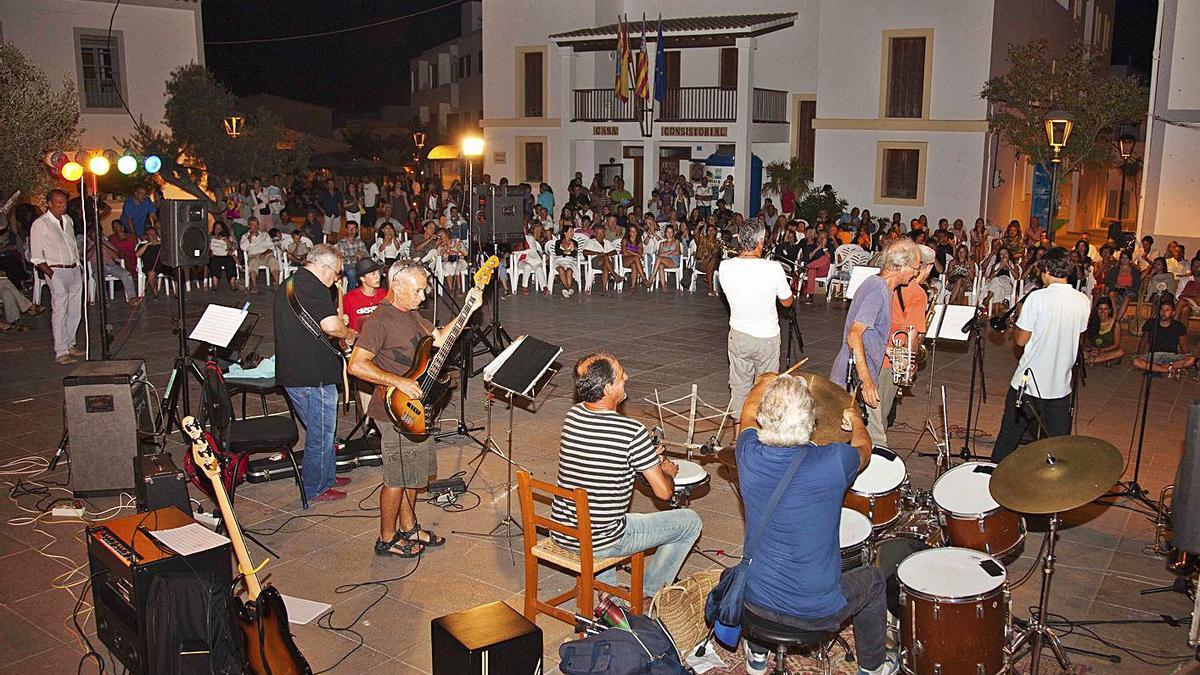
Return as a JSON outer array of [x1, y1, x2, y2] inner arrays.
[[349, 259, 451, 558]]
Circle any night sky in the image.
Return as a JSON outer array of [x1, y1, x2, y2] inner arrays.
[[202, 0, 463, 112], [202, 0, 1159, 113]]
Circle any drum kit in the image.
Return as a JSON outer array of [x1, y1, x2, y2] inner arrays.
[[834, 431, 1123, 674]]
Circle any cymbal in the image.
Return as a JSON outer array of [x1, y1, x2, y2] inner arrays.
[[990, 436, 1123, 514], [789, 372, 852, 446]]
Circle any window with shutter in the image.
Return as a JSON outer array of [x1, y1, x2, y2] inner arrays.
[[796, 99, 817, 173], [523, 52, 544, 117], [882, 148, 920, 199], [78, 33, 123, 109], [719, 48, 738, 89], [524, 142, 544, 182], [885, 36, 927, 118]]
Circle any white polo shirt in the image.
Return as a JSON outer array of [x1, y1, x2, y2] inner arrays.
[[718, 256, 791, 339], [1011, 282, 1091, 399]]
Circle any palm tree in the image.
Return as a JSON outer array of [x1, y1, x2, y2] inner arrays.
[[763, 158, 813, 201]]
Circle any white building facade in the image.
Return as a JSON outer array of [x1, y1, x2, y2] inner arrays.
[[0, 0, 205, 150], [1138, 0, 1200, 252], [482, 0, 1114, 229], [410, 0, 483, 137]]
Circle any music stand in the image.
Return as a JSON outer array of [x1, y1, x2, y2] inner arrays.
[[454, 335, 561, 562]]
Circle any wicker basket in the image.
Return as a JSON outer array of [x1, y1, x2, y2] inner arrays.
[[650, 568, 723, 654]]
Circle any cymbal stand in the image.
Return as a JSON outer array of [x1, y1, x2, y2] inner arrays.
[[960, 304, 988, 460], [782, 296, 805, 369], [1010, 513, 1073, 675], [1107, 314, 1163, 511]]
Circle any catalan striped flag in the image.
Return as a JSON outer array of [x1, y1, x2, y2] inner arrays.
[[615, 15, 631, 102], [634, 15, 651, 101]]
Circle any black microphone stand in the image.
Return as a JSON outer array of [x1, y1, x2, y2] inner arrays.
[[1107, 306, 1163, 510], [960, 305, 988, 460]]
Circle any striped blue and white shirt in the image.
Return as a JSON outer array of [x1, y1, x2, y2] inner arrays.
[[550, 404, 659, 550]]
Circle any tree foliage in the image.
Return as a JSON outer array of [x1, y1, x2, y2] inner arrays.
[[119, 64, 309, 207], [0, 43, 79, 204], [981, 39, 1146, 175], [795, 185, 848, 225], [763, 157, 813, 200], [339, 126, 417, 169]]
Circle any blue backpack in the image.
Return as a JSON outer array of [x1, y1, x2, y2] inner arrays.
[[559, 614, 690, 675]]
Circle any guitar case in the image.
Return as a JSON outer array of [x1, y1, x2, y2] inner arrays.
[[244, 435, 382, 483]]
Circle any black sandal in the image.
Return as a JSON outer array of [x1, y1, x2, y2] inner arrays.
[[400, 523, 445, 547], [374, 531, 424, 558]]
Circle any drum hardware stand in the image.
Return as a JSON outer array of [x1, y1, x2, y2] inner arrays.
[[960, 303, 989, 461], [1010, 513, 1074, 675], [644, 381, 746, 460], [455, 336, 559, 563]]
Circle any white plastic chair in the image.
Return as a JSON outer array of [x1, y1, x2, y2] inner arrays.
[[547, 253, 582, 295], [242, 249, 276, 288], [652, 247, 685, 291], [32, 267, 49, 304]]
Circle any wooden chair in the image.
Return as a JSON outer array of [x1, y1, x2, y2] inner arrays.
[[516, 470, 644, 628]]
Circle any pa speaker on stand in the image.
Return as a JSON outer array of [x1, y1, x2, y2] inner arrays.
[[157, 199, 209, 268]]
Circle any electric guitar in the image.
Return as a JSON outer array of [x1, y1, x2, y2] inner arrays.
[[384, 256, 499, 434], [183, 416, 312, 675]]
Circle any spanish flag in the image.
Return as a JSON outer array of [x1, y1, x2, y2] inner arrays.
[[615, 15, 631, 102], [634, 15, 650, 101]]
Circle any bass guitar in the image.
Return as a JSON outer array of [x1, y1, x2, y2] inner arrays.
[[183, 416, 312, 675], [385, 256, 499, 434]]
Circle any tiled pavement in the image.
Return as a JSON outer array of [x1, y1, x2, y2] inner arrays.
[[0, 284, 1196, 673]]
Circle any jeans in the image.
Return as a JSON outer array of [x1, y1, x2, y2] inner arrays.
[[991, 386, 1072, 463], [102, 262, 137, 301], [285, 384, 339, 504], [594, 509, 703, 597], [728, 330, 781, 414], [746, 566, 888, 671], [48, 266, 83, 357], [342, 263, 359, 290]]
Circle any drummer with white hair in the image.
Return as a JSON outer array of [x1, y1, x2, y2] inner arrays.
[[736, 373, 897, 675]]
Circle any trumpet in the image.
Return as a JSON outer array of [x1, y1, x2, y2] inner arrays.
[[889, 325, 919, 386]]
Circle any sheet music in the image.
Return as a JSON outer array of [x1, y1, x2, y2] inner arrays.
[[928, 304, 977, 341], [280, 594, 332, 625], [845, 266, 881, 299], [189, 304, 249, 348], [148, 523, 231, 556]]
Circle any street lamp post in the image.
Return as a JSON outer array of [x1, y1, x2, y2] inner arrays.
[[462, 136, 485, 244], [223, 115, 245, 138], [1111, 133, 1136, 245], [412, 131, 427, 178], [1043, 110, 1074, 245]]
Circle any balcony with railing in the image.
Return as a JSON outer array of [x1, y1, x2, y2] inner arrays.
[[572, 86, 788, 125]]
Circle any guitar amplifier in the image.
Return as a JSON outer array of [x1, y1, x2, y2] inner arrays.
[[88, 507, 231, 675], [134, 453, 192, 516], [64, 359, 158, 497], [431, 601, 542, 674]]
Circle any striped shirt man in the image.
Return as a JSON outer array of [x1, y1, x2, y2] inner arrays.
[[550, 403, 659, 550]]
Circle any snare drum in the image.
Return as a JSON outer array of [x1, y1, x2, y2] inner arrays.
[[844, 448, 907, 529], [897, 547, 1009, 675], [932, 462, 1025, 558], [840, 508, 874, 571], [670, 459, 710, 508]]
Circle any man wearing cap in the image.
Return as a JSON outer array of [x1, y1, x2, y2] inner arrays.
[[342, 257, 386, 418], [870, 245, 935, 447]]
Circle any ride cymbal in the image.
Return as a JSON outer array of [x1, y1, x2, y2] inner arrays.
[[990, 436, 1123, 515]]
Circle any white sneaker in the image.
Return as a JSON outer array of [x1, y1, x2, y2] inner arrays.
[[566, 288, 575, 297], [562, 289, 570, 298], [857, 653, 900, 675], [742, 640, 769, 675]]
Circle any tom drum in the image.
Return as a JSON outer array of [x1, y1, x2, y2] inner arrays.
[[840, 507, 874, 571], [844, 447, 908, 529], [932, 462, 1025, 558]]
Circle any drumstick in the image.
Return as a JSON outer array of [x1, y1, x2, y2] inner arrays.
[[781, 358, 810, 376]]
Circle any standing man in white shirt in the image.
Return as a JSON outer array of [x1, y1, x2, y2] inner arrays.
[[266, 175, 286, 229], [240, 216, 279, 292], [361, 176, 380, 231], [29, 189, 84, 364], [719, 220, 794, 419], [991, 248, 1091, 463]]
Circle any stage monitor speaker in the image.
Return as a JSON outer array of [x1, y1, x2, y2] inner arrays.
[[64, 360, 157, 497], [1172, 400, 1200, 553], [431, 601, 542, 674], [473, 185, 527, 244], [158, 199, 209, 267]]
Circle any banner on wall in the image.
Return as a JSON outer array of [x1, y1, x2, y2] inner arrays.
[[1030, 163, 1052, 229]]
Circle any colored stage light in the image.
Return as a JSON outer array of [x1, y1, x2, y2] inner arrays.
[[61, 162, 85, 181], [144, 155, 162, 174]]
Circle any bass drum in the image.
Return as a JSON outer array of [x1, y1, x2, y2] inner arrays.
[[897, 547, 1009, 675], [875, 511, 944, 619]]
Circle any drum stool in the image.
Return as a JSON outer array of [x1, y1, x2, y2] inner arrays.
[[741, 606, 853, 675]]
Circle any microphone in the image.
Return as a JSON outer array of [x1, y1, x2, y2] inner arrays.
[[1014, 373, 1029, 409], [962, 306, 983, 334]]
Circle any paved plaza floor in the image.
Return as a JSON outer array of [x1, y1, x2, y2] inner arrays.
[[0, 284, 1196, 673]]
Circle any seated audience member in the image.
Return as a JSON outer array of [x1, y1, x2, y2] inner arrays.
[[652, 224, 682, 289], [580, 221, 616, 295], [1104, 249, 1141, 322], [336, 221, 369, 289], [1085, 297, 1125, 366], [736, 373, 895, 675], [553, 224, 579, 297], [1175, 258, 1200, 324], [0, 275, 40, 332], [550, 354, 703, 598], [84, 229, 142, 306], [240, 216, 279, 292], [1133, 297, 1195, 375]]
